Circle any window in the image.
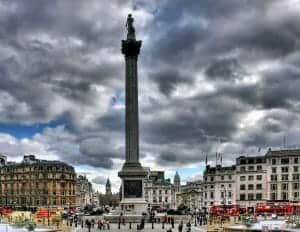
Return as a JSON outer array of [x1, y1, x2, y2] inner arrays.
[[248, 184, 254, 190], [272, 159, 276, 165], [257, 165, 262, 171], [210, 192, 214, 199], [221, 176, 224, 180], [204, 192, 207, 199], [271, 175, 277, 181], [240, 185, 246, 190], [256, 175, 262, 180], [240, 167, 246, 172], [256, 193, 262, 200], [281, 167, 289, 173], [165, 190, 168, 194], [248, 166, 254, 171], [271, 184, 277, 191], [210, 176, 214, 182], [293, 174, 300, 181], [228, 175, 232, 180], [282, 192, 288, 200], [240, 176, 246, 181], [294, 192, 299, 199], [282, 183, 288, 191], [248, 176, 254, 181], [294, 166, 299, 172], [256, 184, 262, 190], [221, 192, 224, 198], [272, 167, 277, 173], [295, 157, 299, 164], [293, 183, 299, 190], [228, 184, 232, 188], [240, 194, 246, 201], [248, 193, 254, 200], [228, 192, 232, 198], [281, 158, 289, 164], [271, 192, 277, 200], [282, 174, 289, 181]]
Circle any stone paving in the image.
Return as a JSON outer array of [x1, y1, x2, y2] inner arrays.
[[70, 223, 208, 232]]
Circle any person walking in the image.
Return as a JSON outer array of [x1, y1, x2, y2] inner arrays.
[[171, 216, 175, 229], [178, 220, 183, 232]]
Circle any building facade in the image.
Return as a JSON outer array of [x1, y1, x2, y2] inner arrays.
[[144, 170, 176, 210], [203, 165, 236, 208], [0, 155, 76, 210], [178, 149, 300, 210], [75, 175, 93, 209], [176, 180, 203, 211], [266, 149, 300, 202], [235, 156, 267, 208]]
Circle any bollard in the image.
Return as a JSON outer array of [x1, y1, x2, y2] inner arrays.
[[162, 222, 164, 229], [118, 222, 120, 229], [152, 222, 154, 229], [129, 222, 132, 229]]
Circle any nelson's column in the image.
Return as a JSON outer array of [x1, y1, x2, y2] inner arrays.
[[118, 14, 148, 213]]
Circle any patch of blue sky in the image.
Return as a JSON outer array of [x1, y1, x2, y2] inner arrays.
[[0, 118, 66, 139]]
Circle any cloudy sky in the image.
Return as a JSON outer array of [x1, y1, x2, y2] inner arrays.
[[0, 0, 300, 192]]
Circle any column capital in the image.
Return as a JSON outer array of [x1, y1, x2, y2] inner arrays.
[[122, 40, 142, 57]]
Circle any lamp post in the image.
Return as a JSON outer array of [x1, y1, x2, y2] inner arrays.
[[47, 199, 50, 226]]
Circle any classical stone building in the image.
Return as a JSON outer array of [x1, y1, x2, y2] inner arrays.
[[265, 149, 300, 202], [144, 170, 176, 210], [0, 155, 76, 210], [203, 165, 236, 208], [235, 156, 267, 208], [75, 175, 93, 209], [179, 148, 300, 211], [176, 180, 203, 211]]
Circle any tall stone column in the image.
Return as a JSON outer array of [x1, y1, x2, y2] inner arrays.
[[123, 39, 141, 165], [118, 14, 147, 214]]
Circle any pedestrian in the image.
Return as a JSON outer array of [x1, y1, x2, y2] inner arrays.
[[91, 218, 95, 228], [178, 220, 183, 232], [186, 221, 191, 232], [98, 219, 102, 230], [87, 220, 91, 232], [106, 220, 110, 230], [171, 216, 174, 229]]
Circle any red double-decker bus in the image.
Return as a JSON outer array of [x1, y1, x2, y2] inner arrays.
[[210, 205, 241, 216], [255, 202, 293, 216], [0, 207, 12, 215]]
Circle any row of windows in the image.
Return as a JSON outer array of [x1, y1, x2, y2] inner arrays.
[[270, 174, 300, 181], [240, 165, 263, 172], [271, 157, 299, 165], [240, 184, 262, 190], [240, 175, 262, 181], [272, 166, 299, 173], [204, 191, 232, 199], [204, 175, 232, 182], [204, 184, 232, 189], [270, 192, 299, 200], [271, 183, 300, 190], [0, 173, 75, 180], [240, 193, 262, 201]]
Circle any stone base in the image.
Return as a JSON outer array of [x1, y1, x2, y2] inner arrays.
[[120, 198, 148, 214]]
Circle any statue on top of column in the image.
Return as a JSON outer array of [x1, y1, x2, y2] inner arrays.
[[126, 14, 135, 40]]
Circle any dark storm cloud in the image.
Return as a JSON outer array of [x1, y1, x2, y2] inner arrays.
[[149, 69, 194, 96], [205, 58, 246, 81], [1, 0, 300, 170]]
